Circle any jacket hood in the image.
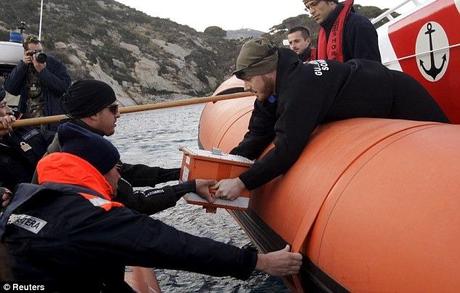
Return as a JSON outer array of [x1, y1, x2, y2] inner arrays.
[[36, 152, 113, 200]]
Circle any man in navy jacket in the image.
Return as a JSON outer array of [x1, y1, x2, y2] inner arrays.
[[4, 35, 71, 131]]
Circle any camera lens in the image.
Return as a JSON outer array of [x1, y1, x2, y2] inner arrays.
[[36, 52, 47, 63]]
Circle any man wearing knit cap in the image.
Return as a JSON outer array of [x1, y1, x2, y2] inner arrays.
[[61, 79, 120, 136], [63, 79, 119, 122], [0, 122, 302, 291], [213, 38, 448, 200], [41, 79, 212, 214]]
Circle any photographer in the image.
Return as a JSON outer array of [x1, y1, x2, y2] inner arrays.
[[4, 35, 71, 131]]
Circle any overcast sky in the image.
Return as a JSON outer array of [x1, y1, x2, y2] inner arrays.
[[114, 0, 408, 32]]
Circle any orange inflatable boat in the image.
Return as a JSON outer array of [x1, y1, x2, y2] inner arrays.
[[197, 75, 460, 291]]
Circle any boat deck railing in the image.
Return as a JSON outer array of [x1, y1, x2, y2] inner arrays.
[[371, 0, 431, 25]]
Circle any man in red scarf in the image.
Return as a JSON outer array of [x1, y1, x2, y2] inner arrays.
[[303, 0, 381, 62]]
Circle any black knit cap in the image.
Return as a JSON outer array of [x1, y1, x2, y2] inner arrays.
[[58, 122, 120, 174], [62, 80, 116, 118]]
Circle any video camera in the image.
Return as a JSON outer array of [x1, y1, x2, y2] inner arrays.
[[26, 50, 47, 64]]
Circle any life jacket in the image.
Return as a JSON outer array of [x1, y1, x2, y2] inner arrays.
[[36, 152, 123, 211], [317, 0, 354, 62]]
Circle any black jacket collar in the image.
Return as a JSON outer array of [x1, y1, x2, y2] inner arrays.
[[69, 119, 105, 136], [298, 46, 312, 62]]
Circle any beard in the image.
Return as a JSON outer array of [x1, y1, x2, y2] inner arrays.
[[256, 75, 275, 102]]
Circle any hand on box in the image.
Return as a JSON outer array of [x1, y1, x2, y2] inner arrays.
[[195, 179, 218, 203], [212, 177, 245, 201]]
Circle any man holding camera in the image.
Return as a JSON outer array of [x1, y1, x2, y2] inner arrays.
[[4, 35, 71, 131]]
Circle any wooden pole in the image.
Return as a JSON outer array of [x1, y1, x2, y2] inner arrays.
[[4, 91, 253, 129]]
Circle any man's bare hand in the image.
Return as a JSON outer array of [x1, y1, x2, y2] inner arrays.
[[212, 177, 245, 201], [0, 115, 15, 136], [195, 179, 217, 203], [23, 50, 33, 64], [1, 187, 13, 208], [256, 245, 302, 276]]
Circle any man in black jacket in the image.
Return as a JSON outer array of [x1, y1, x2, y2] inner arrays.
[[44, 79, 215, 214], [0, 122, 302, 291], [4, 35, 71, 131], [303, 0, 381, 62], [287, 26, 316, 62], [213, 38, 448, 199]]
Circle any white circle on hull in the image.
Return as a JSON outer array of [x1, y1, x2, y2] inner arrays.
[[415, 21, 449, 82]]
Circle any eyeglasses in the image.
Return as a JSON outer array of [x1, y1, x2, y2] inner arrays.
[[106, 104, 119, 115], [304, 0, 321, 12], [235, 47, 277, 80]]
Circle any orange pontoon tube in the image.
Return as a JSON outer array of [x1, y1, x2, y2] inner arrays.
[[198, 79, 460, 292]]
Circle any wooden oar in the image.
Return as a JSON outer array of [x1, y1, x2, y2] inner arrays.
[[3, 91, 253, 129]]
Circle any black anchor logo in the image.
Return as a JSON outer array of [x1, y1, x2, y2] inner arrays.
[[419, 22, 447, 80]]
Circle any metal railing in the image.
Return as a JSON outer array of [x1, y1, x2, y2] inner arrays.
[[383, 43, 460, 67], [371, 0, 428, 25]]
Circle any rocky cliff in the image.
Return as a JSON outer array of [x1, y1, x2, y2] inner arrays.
[[0, 1, 387, 105], [0, 0, 245, 105]]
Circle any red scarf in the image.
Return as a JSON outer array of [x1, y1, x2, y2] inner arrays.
[[317, 0, 354, 62]]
